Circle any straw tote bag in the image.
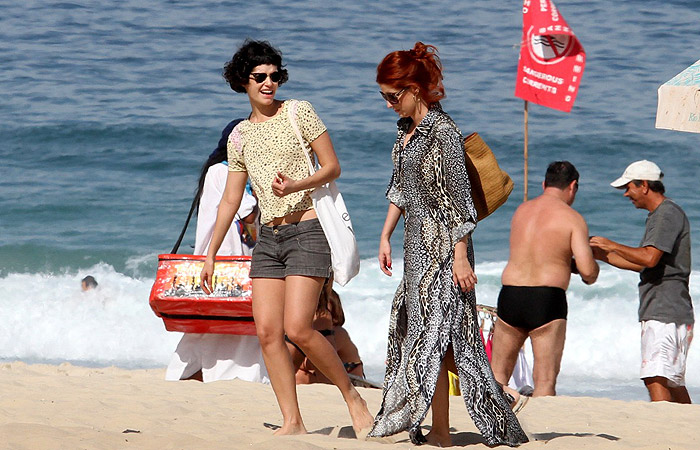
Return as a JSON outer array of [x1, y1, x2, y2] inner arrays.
[[287, 100, 360, 286], [463, 132, 513, 221]]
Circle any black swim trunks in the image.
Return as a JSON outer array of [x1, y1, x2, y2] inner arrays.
[[496, 285, 567, 331]]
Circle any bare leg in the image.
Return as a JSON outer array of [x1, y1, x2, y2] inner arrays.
[[426, 348, 453, 447], [285, 340, 306, 372], [334, 327, 365, 378], [283, 275, 374, 436], [644, 376, 672, 401], [490, 318, 528, 387], [489, 318, 532, 412], [252, 278, 306, 435], [529, 319, 566, 397], [183, 369, 203, 382], [643, 376, 691, 403], [670, 386, 692, 404]]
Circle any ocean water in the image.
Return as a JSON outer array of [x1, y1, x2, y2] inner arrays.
[[2, 0, 700, 402]]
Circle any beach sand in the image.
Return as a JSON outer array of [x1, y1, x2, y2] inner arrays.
[[1, 361, 699, 449]]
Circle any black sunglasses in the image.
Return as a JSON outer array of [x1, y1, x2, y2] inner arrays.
[[380, 87, 407, 105], [249, 71, 282, 83]]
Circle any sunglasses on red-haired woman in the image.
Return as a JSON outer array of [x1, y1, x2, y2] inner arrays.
[[380, 87, 407, 105]]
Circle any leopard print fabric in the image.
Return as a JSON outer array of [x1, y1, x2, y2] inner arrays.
[[369, 104, 528, 446]]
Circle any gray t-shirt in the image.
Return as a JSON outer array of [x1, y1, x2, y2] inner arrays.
[[638, 199, 694, 325]]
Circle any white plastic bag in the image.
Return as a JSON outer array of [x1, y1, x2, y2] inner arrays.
[[287, 101, 360, 285]]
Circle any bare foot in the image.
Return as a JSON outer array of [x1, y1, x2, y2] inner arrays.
[[425, 429, 452, 447], [346, 392, 374, 438], [273, 422, 307, 436]]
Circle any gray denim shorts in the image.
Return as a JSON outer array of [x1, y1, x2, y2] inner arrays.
[[249, 218, 332, 279]]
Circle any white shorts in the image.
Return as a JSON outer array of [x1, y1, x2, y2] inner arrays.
[[640, 320, 693, 387]]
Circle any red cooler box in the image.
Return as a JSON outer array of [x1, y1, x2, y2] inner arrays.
[[149, 254, 255, 335]]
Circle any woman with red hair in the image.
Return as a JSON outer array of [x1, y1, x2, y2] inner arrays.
[[369, 42, 528, 446]]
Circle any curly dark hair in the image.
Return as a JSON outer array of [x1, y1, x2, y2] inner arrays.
[[223, 39, 289, 93]]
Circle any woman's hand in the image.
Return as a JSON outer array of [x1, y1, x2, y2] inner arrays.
[[453, 240, 477, 292], [271, 171, 298, 197], [379, 239, 393, 276], [453, 256, 477, 292], [200, 258, 215, 295], [378, 203, 402, 277]]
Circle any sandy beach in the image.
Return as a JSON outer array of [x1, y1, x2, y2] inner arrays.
[[1, 361, 698, 449]]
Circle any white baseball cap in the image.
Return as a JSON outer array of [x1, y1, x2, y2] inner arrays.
[[610, 160, 663, 188]]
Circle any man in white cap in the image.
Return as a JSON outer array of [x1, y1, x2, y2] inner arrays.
[[590, 160, 694, 403]]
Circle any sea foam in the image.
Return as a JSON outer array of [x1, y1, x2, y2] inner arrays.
[[2, 257, 699, 400]]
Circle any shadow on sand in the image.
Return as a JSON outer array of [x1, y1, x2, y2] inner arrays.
[[531, 431, 620, 442]]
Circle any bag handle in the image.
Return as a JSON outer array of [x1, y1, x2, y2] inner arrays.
[[172, 124, 240, 254], [170, 186, 244, 254], [171, 121, 249, 254], [286, 100, 317, 176], [170, 195, 198, 254]]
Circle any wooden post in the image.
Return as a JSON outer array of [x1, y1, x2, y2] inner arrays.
[[523, 100, 529, 202]]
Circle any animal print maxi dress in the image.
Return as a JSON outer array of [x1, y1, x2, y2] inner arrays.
[[368, 105, 527, 446]]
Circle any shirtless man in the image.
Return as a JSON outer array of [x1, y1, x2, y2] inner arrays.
[[490, 161, 599, 397]]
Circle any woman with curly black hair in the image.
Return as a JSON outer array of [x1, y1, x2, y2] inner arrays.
[[200, 40, 373, 437]]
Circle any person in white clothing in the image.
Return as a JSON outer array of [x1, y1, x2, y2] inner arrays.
[[194, 162, 258, 257], [166, 119, 269, 384]]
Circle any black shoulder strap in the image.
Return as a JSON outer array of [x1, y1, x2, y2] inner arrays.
[[170, 195, 199, 254]]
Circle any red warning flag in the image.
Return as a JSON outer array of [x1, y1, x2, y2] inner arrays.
[[514, 0, 586, 113]]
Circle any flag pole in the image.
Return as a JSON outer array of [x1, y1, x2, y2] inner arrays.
[[523, 100, 529, 202]]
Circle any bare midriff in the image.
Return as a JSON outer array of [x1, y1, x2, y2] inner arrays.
[[265, 208, 317, 227]]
